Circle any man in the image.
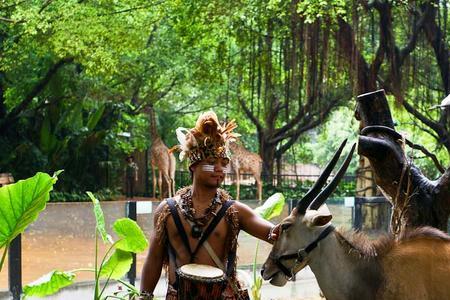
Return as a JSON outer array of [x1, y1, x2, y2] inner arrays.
[[140, 111, 279, 299], [125, 155, 139, 199]]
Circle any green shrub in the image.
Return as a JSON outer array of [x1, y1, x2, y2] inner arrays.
[[222, 178, 356, 201], [50, 188, 121, 202]]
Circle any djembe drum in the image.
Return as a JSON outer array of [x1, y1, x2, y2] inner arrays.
[[176, 264, 227, 300]]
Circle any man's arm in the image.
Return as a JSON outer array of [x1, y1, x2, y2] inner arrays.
[[140, 201, 168, 297], [234, 201, 279, 244]]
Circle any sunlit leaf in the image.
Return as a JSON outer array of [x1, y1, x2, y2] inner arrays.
[[87, 191, 113, 244], [254, 193, 285, 220], [23, 270, 75, 297], [113, 218, 148, 253], [99, 249, 133, 280], [0, 172, 59, 250]]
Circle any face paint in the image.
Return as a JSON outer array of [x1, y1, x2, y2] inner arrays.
[[201, 164, 216, 172], [201, 164, 231, 173]]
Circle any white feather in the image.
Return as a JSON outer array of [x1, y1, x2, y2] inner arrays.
[[186, 131, 198, 148], [179, 151, 186, 162], [176, 127, 189, 151]]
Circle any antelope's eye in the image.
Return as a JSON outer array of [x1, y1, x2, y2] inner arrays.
[[281, 223, 292, 231]]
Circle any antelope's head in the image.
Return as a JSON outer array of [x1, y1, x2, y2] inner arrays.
[[261, 139, 355, 286]]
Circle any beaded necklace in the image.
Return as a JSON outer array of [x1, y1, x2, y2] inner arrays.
[[179, 188, 223, 238]]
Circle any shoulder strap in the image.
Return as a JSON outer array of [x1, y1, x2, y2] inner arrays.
[[192, 200, 235, 258], [166, 198, 192, 255], [166, 239, 181, 289], [167, 240, 178, 268], [226, 248, 236, 277]]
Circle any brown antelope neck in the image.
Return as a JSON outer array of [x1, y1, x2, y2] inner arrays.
[[335, 226, 450, 260]]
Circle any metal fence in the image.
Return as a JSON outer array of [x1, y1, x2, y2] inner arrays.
[[173, 170, 356, 199]]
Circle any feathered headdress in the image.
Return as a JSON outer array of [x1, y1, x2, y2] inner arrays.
[[170, 111, 240, 165]]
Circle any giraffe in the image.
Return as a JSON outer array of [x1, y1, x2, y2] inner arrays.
[[229, 140, 263, 202], [148, 107, 176, 199]]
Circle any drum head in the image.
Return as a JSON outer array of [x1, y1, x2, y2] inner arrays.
[[179, 264, 224, 279]]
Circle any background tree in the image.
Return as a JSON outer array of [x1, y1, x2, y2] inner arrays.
[[170, 0, 353, 181], [2, 0, 449, 201]]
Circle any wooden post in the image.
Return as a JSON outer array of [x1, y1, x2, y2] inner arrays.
[[9, 235, 22, 300], [126, 201, 137, 286], [355, 89, 395, 128]]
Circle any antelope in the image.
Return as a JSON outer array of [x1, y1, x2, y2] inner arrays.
[[261, 139, 450, 300]]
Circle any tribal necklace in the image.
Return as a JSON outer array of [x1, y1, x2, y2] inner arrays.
[[179, 188, 223, 239]]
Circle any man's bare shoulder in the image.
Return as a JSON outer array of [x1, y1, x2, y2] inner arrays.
[[154, 200, 168, 214], [154, 195, 181, 215], [229, 200, 254, 215]]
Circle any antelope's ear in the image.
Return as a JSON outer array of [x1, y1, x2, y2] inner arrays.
[[304, 205, 332, 227]]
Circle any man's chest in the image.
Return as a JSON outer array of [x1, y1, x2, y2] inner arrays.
[[166, 214, 230, 255]]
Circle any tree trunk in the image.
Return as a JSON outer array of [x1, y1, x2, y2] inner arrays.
[[259, 132, 276, 185], [276, 154, 282, 187]]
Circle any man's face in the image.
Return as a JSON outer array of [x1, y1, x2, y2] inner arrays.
[[192, 157, 230, 188]]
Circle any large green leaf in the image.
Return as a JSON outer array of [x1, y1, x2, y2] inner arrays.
[[23, 270, 75, 297], [0, 172, 59, 249], [99, 249, 132, 280], [87, 104, 105, 131], [40, 117, 55, 154], [87, 191, 113, 244], [254, 193, 285, 221], [113, 218, 148, 253]]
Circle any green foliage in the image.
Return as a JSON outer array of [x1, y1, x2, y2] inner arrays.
[[23, 192, 149, 299], [290, 106, 359, 173], [50, 188, 120, 202], [251, 273, 263, 300], [1, 0, 182, 193], [99, 249, 133, 280], [224, 177, 355, 202], [1, 0, 448, 200], [264, 180, 355, 201], [0, 171, 59, 270], [389, 97, 450, 179], [87, 191, 113, 244], [113, 218, 148, 253], [251, 193, 286, 300], [254, 193, 285, 220], [296, 0, 348, 23], [23, 270, 75, 297]]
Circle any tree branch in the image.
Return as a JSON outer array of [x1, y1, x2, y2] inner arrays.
[[39, 0, 54, 14], [405, 139, 445, 173], [336, 17, 375, 92], [0, 16, 23, 23], [270, 94, 315, 142], [402, 99, 443, 135], [409, 120, 440, 141], [0, 57, 74, 130], [97, 3, 162, 16], [422, 1, 450, 94], [154, 77, 178, 103], [274, 98, 338, 155], [275, 117, 321, 157], [237, 94, 263, 131], [369, 43, 385, 79], [398, 4, 430, 64]]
